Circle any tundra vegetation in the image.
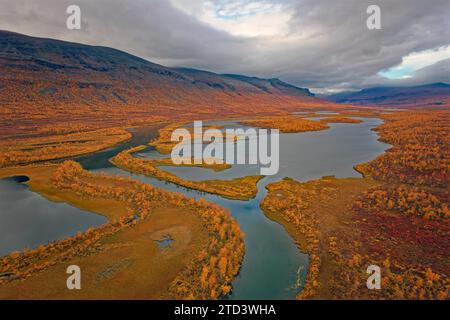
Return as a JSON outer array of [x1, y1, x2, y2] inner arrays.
[[0, 128, 131, 168], [319, 117, 363, 124], [112, 145, 263, 200], [2, 31, 447, 300], [0, 106, 448, 300], [149, 123, 240, 155], [261, 110, 449, 299], [240, 116, 329, 133], [0, 161, 244, 299]]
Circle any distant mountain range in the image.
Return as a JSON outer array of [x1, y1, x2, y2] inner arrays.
[[1, 30, 448, 138], [0, 30, 331, 137], [324, 83, 450, 108]]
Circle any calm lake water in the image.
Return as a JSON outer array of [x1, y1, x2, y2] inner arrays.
[[0, 118, 389, 299], [0, 125, 160, 257], [0, 176, 107, 256], [93, 117, 389, 299]]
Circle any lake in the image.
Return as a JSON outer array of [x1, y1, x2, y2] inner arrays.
[[0, 118, 389, 299], [0, 176, 107, 256], [92, 117, 389, 299]]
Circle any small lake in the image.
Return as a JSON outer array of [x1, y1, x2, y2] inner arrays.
[[0, 125, 159, 257], [0, 176, 107, 256], [144, 118, 387, 183]]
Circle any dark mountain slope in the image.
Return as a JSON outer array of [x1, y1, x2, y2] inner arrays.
[[325, 83, 450, 108], [0, 30, 329, 137]]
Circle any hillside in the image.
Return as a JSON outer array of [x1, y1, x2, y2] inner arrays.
[[0, 30, 331, 138], [325, 83, 450, 108]]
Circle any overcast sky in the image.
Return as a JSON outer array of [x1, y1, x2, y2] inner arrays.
[[1, 0, 449, 93]]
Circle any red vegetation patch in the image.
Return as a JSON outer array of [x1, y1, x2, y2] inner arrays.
[[354, 209, 450, 274]]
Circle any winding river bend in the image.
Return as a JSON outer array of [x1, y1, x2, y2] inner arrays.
[[0, 117, 389, 299]]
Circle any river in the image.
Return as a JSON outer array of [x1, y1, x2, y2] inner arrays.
[[0, 117, 389, 299]]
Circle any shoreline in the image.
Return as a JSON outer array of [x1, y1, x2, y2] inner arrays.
[[0, 162, 244, 299], [258, 110, 449, 299], [0, 114, 384, 298]]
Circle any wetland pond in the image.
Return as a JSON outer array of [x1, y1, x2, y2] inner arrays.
[[0, 176, 107, 256], [0, 126, 159, 257], [0, 118, 389, 299]]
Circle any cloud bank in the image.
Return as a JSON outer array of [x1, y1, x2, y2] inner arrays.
[[0, 0, 449, 92]]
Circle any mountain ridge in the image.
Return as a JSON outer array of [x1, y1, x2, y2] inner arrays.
[[324, 83, 450, 107], [0, 30, 327, 137], [0, 30, 313, 96]]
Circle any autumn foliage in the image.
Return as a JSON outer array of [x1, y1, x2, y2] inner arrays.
[[260, 109, 449, 300], [240, 116, 329, 133], [361, 111, 449, 188], [320, 116, 363, 124], [0, 128, 131, 168], [262, 175, 449, 300], [112, 146, 263, 200], [355, 185, 449, 220], [0, 161, 245, 299]]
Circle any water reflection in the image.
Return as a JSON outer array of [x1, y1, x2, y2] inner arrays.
[[0, 177, 107, 256]]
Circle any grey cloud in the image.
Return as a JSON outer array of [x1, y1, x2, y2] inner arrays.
[[409, 58, 450, 84], [0, 0, 449, 91]]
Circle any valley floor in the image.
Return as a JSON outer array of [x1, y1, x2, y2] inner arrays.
[[0, 108, 448, 300], [0, 165, 207, 299]]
